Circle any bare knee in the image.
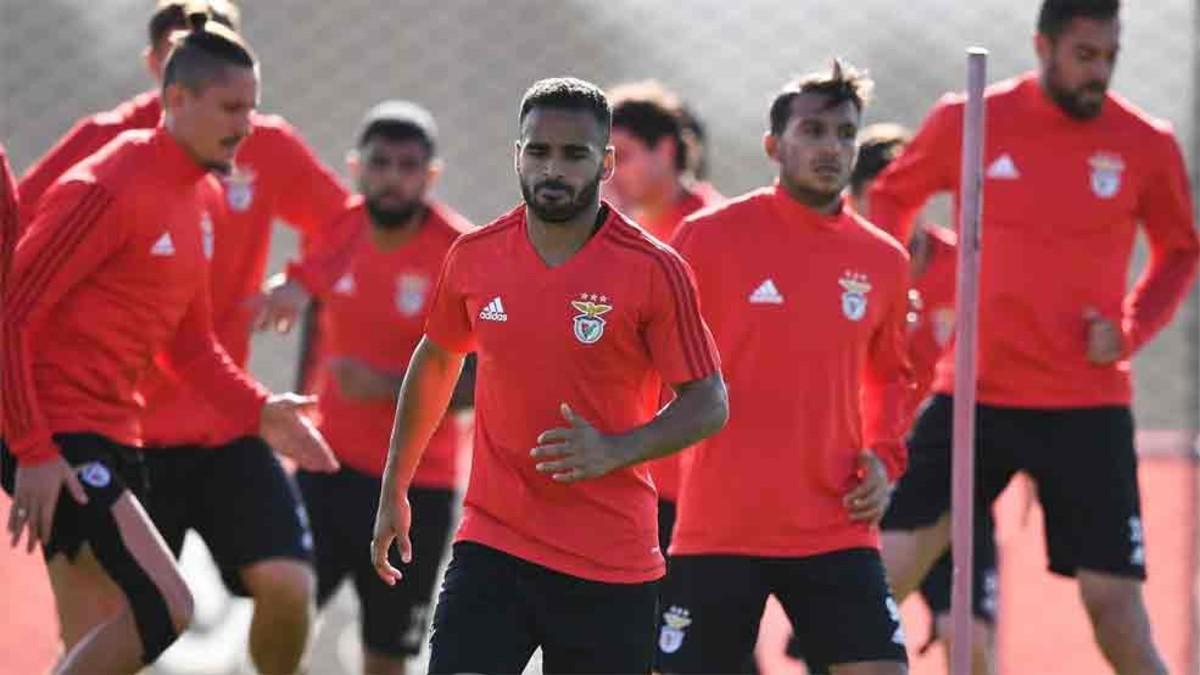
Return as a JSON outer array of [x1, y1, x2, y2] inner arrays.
[[881, 515, 950, 599], [241, 559, 314, 613], [1079, 572, 1145, 630], [363, 649, 409, 675]]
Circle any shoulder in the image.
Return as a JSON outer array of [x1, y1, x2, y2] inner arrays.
[[678, 187, 772, 240], [90, 90, 161, 129], [601, 210, 697, 285], [445, 203, 523, 258], [75, 129, 158, 186], [245, 112, 314, 151], [845, 210, 911, 272], [1104, 92, 1180, 147]]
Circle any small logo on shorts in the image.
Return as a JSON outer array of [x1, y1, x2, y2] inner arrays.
[[658, 605, 691, 654], [886, 596, 906, 645], [1129, 515, 1145, 566], [78, 462, 111, 488]]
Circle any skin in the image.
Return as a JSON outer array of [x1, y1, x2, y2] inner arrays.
[[607, 127, 682, 217]]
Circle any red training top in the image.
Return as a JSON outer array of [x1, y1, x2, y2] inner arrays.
[[868, 73, 1199, 407], [425, 203, 720, 582], [2, 128, 268, 466], [669, 185, 912, 557]]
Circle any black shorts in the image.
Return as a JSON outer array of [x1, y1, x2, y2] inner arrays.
[[297, 468, 457, 657], [658, 498, 677, 557], [143, 436, 313, 596], [656, 549, 907, 672], [2, 433, 149, 561], [884, 394, 1145, 579], [428, 541, 659, 674]]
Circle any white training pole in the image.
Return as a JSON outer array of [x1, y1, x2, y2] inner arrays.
[[951, 46, 987, 675]]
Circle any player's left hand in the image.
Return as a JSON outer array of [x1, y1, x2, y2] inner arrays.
[[844, 449, 892, 524], [1083, 307, 1124, 365], [260, 393, 340, 473], [250, 273, 310, 334], [530, 403, 624, 482]]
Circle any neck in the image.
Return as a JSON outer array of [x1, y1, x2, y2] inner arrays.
[[369, 206, 426, 251], [636, 178, 686, 220], [779, 176, 841, 215], [526, 201, 604, 268]]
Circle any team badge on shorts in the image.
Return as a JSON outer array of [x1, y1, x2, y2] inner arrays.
[[223, 166, 257, 212], [78, 462, 112, 489], [1088, 152, 1124, 200], [395, 274, 430, 317], [658, 605, 692, 654], [839, 271, 872, 322], [571, 294, 612, 344]]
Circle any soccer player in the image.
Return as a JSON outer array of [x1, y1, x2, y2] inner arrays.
[[1, 18, 333, 674], [278, 101, 473, 675], [870, 2, 1199, 673], [853, 125, 997, 675], [17, 4, 352, 672], [370, 77, 728, 674], [605, 80, 723, 554], [656, 62, 910, 675]]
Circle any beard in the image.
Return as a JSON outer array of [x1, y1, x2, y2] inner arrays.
[[364, 196, 422, 229], [520, 170, 603, 224], [1044, 62, 1108, 120]]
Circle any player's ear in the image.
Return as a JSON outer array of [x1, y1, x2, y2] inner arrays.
[[763, 132, 779, 161], [601, 144, 616, 182], [1033, 32, 1052, 67], [346, 149, 361, 182], [426, 158, 444, 188]]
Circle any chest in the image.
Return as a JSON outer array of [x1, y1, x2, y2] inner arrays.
[[110, 187, 210, 292], [326, 248, 440, 336], [979, 125, 1141, 231]]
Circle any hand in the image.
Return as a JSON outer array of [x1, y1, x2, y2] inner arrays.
[[329, 356, 399, 401], [259, 393, 339, 472], [8, 455, 88, 553], [530, 403, 624, 482], [844, 450, 892, 524], [1084, 307, 1123, 365], [370, 489, 412, 586], [251, 274, 310, 334]]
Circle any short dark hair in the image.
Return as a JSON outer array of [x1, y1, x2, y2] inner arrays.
[[850, 123, 911, 195], [769, 59, 873, 135], [518, 78, 612, 141], [149, 1, 240, 49], [609, 80, 688, 172], [161, 10, 256, 93], [1037, 0, 1120, 40], [357, 100, 438, 156]]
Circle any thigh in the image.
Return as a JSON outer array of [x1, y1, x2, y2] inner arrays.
[[1032, 407, 1144, 579], [427, 542, 538, 674], [193, 437, 314, 595], [354, 486, 457, 657], [296, 469, 359, 606], [777, 549, 907, 669], [654, 555, 770, 674], [538, 571, 658, 674]]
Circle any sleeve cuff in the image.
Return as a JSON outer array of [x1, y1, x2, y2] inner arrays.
[[11, 433, 60, 467]]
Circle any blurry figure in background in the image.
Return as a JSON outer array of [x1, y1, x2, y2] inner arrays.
[[677, 102, 711, 184], [657, 61, 910, 675], [605, 80, 724, 555], [2, 18, 335, 673], [871, 2, 1199, 673], [260, 101, 474, 675], [854, 124, 997, 675], [18, 3, 354, 673]]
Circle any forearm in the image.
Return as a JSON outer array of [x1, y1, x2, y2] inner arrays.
[[381, 337, 466, 495], [611, 373, 727, 469], [1123, 249, 1199, 354]]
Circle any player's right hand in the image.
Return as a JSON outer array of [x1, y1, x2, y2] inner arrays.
[[371, 489, 413, 586], [251, 273, 310, 334], [8, 455, 88, 554], [259, 393, 340, 473]]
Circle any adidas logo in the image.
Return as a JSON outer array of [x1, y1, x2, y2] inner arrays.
[[986, 153, 1019, 179], [749, 278, 784, 304], [333, 273, 355, 295], [479, 297, 508, 322], [149, 232, 176, 256]]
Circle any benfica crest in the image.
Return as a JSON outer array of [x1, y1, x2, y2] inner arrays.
[[223, 165, 257, 212], [658, 606, 692, 654], [571, 293, 612, 344], [838, 271, 872, 322], [1088, 152, 1124, 199], [395, 274, 430, 317]]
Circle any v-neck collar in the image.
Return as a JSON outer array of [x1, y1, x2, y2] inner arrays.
[[520, 203, 615, 272]]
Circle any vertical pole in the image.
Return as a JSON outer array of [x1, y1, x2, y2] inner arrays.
[[951, 47, 987, 675]]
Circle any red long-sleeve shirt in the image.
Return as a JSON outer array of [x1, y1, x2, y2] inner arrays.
[[16, 91, 349, 446], [2, 128, 268, 466], [1, 145, 16, 303], [907, 224, 957, 412], [669, 186, 912, 557], [869, 73, 1199, 407]]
